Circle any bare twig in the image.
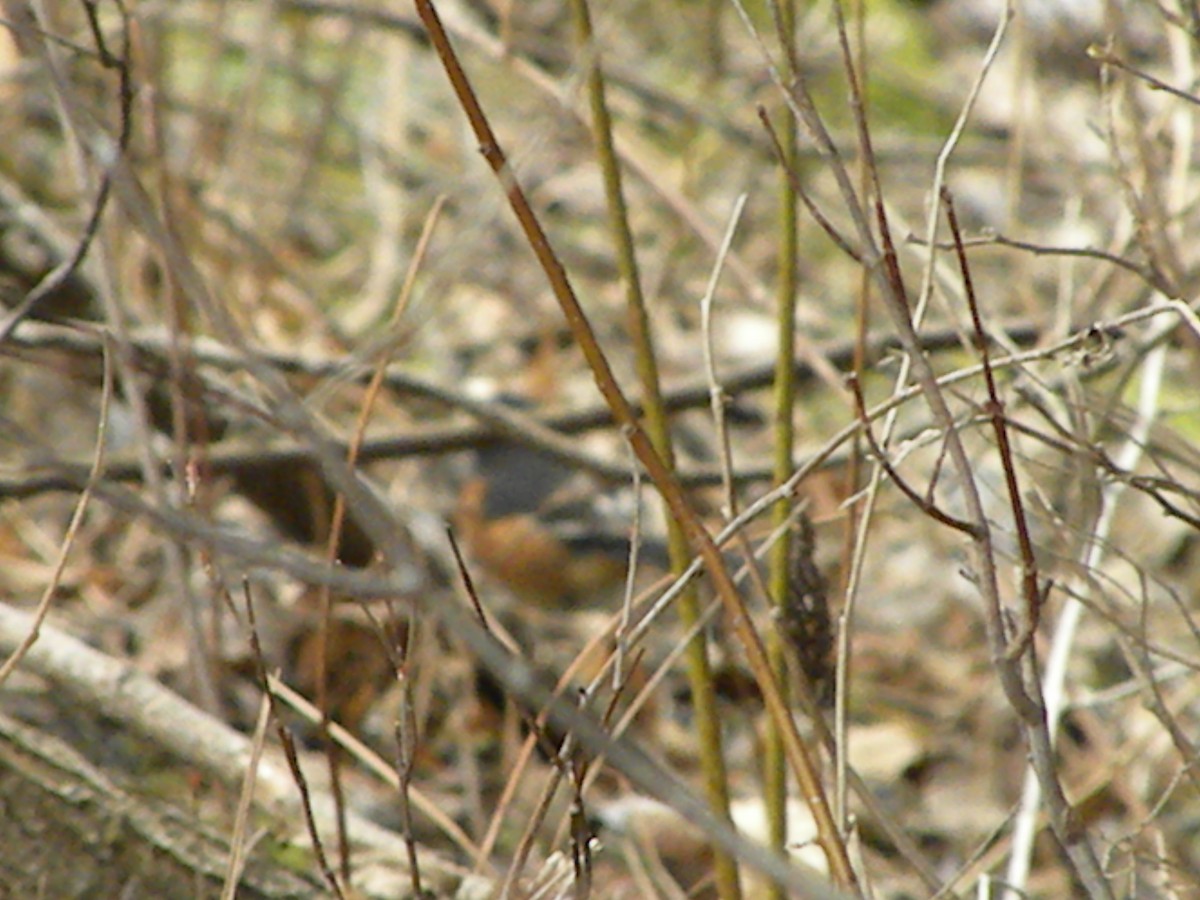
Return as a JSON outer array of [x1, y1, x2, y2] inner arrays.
[[911, 230, 1175, 297], [244, 587, 347, 900], [734, 0, 1116, 892], [0, 0, 133, 344], [309, 194, 444, 884], [221, 689, 273, 900], [1088, 43, 1200, 107], [0, 603, 424, 861], [0, 317, 1044, 490], [848, 375, 976, 536], [942, 187, 1046, 653], [0, 337, 111, 687], [412, 0, 856, 889], [570, 1, 741, 892]]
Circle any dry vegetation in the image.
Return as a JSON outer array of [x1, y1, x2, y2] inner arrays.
[[1, 0, 1199, 898]]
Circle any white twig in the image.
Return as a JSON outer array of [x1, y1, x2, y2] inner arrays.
[[700, 192, 750, 518], [1003, 339, 1167, 897], [0, 603, 416, 858]]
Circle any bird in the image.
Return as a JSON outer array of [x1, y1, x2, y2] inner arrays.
[[453, 426, 668, 608]]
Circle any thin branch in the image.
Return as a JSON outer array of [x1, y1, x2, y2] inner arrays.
[[0, 337, 112, 687], [942, 187, 1045, 653], [1088, 43, 1200, 107], [848, 375, 977, 536], [0, 0, 133, 344], [911, 229, 1176, 298], [412, 0, 855, 889]]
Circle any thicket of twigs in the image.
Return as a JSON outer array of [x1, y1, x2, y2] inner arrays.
[[1, 0, 1199, 898]]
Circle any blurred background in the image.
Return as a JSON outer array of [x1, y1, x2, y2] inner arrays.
[[0, 0, 1198, 897]]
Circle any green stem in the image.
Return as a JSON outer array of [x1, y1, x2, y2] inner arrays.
[[569, 2, 741, 897], [765, 1, 799, 898]]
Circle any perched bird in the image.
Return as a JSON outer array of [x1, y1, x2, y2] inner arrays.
[[454, 430, 667, 608]]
